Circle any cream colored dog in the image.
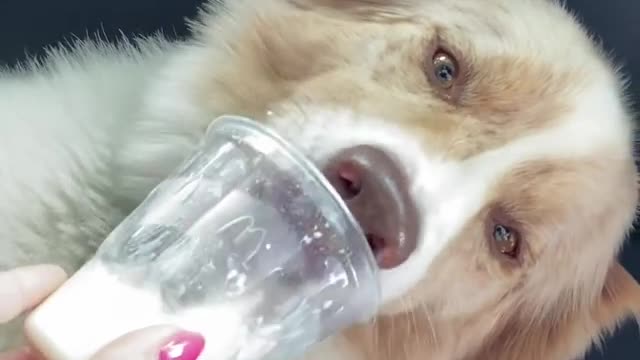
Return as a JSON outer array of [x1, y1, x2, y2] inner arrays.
[[1, 1, 639, 359]]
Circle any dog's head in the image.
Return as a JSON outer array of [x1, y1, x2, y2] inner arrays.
[[174, 0, 640, 358]]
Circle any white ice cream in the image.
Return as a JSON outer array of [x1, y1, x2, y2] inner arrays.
[[25, 261, 256, 360]]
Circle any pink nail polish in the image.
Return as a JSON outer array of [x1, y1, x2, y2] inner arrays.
[[159, 331, 206, 360]]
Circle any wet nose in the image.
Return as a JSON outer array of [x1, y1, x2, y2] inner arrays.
[[322, 145, 420, 269]]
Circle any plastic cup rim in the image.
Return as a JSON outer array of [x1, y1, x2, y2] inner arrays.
[[206, 114, 381, 308]]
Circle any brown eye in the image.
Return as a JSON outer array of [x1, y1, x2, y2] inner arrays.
[[493, 224, 519, 258], [432, 50, 459, 88]]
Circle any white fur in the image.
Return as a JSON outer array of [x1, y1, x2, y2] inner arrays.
[[0, 38, 182, 348], [0, 38, 173, 271]]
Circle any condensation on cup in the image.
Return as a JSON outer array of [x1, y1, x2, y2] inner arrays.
[[24, 116, 380, 360]]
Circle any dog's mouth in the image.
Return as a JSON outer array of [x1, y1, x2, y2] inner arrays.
[[322, 145, 420, 270]]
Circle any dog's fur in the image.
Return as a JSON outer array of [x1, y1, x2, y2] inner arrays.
[[1, 0, 639, 359]]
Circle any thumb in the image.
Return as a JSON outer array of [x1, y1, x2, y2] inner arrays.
[[90, 326, 206, 360]]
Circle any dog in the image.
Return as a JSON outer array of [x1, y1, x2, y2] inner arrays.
[[1, 0, 639, 359]]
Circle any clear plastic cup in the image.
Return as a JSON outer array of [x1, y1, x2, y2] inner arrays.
[[25, 115, 380, 360]]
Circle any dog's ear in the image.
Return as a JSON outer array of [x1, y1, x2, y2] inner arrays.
[[553, 261, 640, 359], [288, 0, 414, 6], [287, 0, 416, 20], [471, 261, 640, 360], [593, 261, 640, 328]]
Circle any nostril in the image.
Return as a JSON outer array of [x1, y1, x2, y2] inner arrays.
[[336, 162, 362, 199], [366, 233, 405, 269], [366, 233, 385, 254]]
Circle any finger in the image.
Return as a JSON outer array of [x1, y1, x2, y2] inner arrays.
[[90, 326, 205, 360], [0, 347, 42, 360], [0, 265, 67, 323]]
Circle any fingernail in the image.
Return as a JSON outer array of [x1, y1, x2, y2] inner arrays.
[[159, 331, 206, 360]]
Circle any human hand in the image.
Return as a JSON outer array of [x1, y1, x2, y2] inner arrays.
[[0, 265, 205, 360]]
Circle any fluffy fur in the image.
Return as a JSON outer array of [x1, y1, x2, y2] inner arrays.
[[1, 0, 639, 359]]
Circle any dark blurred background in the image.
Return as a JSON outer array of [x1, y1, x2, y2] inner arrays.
[[0, 1, 637, 358]]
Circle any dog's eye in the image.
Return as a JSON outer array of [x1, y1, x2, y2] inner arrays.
[[493, 224, 519, 258], [432, 50, 458, 88]]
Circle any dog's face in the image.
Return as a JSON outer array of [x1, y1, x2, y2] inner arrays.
[[176, 0, 640, 358]]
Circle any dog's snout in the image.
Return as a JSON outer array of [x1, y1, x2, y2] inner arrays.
[[323, 145, 419, 269]]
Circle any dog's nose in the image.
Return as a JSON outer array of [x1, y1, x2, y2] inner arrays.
[[322, 145, 419, 269]]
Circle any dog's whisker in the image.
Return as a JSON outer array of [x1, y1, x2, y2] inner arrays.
[[421, 301, 440, 350]]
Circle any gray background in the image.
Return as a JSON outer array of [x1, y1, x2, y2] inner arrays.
[[0, 1, 637, 358]]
